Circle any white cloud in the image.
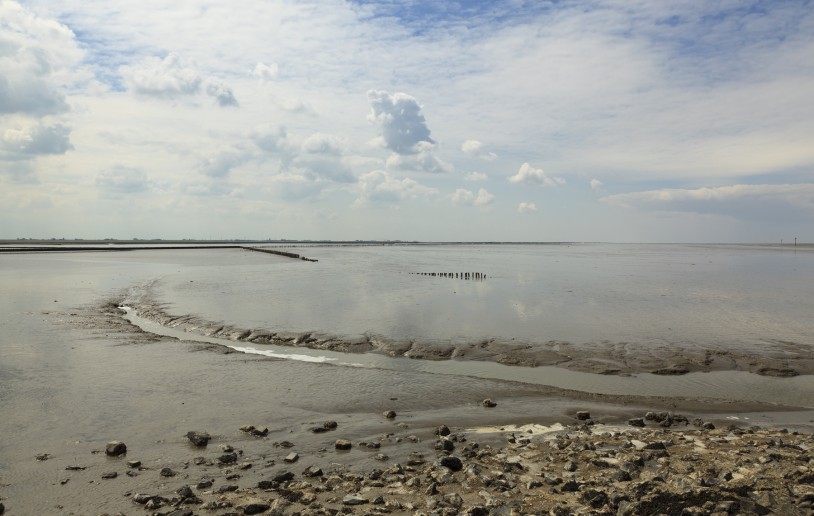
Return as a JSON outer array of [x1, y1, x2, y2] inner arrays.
[[517, 202, 538, 213], [465, 171, 488, 181], [590, 178, 604, 191], [385, 141, 453, 174], [120, 53, 237, 107], [301, 133, 344, 156], [461, 139, 497, 161], [355, 170, 438, 206], [508, 163, 565, 187], [1, 123, 72, 158], [450, 187, 495, 207], [367, 90, 434, 154], [602, 184, 814, 221], [199, 148, 251, 178], [95, 165, 149, 193], [252, 61, 278, 81], [251, 125, 291, 154]]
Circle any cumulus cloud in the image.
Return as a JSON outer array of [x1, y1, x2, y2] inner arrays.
[[590, 178, 604, 191], [251, 125, 291, 154], [301, 133, 344, 155], [0, 1, 79, 116], [199, 149, 251, 178], [450, 187, 495, 207], [465, 171, 488, 181], [355, 170, 438, 206], [95, 165, 148, 193], [1, 123, 72, 159], [252, 61, 279, 81], [518, 202, 538, 213], [461, 139, 497, 161], [120, 53, 237, 107], [290, 157, 356, 183], [508, 163, 565, 187], [385, 141, 453, 174], [367, 90, 434, 154], [602, 184, 814, 221]]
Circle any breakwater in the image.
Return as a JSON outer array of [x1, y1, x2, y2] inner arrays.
[[410, 272, 486, 280]]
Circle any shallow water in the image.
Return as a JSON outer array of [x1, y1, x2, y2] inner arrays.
[[148, 243, 814, 353]]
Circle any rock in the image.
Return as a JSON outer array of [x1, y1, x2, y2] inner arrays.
[[197, 479, 213, 489], [251, 427, 269, 437], [101, 471, 117, 479], [257, 480, 276, 489], [576, 411, 591, 420], [105, 441, 127, 456], [582, 489, 609, 508], [0, 502, 4, 515], [177, 485, 195, 498], [284, 452, 299, 463], [323, 420, 338, 429], [35, 453, 50, 461], [628, 418, 646, 427], [436, 425, 451, 436], [563, 461, 577, 472], [126, 460, 141, 468], [243, 503, 270, 514], [439, 456, 463, 471], [335, 439, 352, 450], [482, 399, 497, 408], [218, 452, 238, 464], [561, 479, 581, 492], [303, 465, 323, 477], [160, 467, 176, 477], [343, 494, 368, 506], [186, 431, 211, 447], [216, 484, 239, 493], [383, 410, 397, 419], [273, 470, 295, 482], [435, 439, 455, 452]]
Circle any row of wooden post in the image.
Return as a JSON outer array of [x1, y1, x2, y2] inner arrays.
[[411, 272, 486, 280]]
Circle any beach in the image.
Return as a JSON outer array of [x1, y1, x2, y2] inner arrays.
[[1, 245, 814, 514]]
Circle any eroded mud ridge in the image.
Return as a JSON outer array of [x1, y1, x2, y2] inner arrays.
[[19, 413, 814, 516], [129, 297, 814, 377]]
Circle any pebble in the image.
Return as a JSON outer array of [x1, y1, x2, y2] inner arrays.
[[335, 439, 352, 450], [105, 441, 127, 456], [186, 431, 211, 447]]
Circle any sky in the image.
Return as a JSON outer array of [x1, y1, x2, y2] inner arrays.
[[1, 0, 813, 242]]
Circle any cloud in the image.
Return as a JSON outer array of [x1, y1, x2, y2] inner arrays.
[[301, 133, 344, 156], [0, 1, 79, 116], [508, 163, 565, 187], [290, 157, 356, 183], [120, 53, 237, 106], [385, 141, 453, 174], [355, 170, 438, 206], [1, 123, 72, 159], [252, 61, 279, 81], [517, 202, 538, 213], [204, 78, 238, 107], [461, 139, 497, 161], [367, 90, 435, 154], [465, 171, 488, 181], [590, 178, 604, 192], [95, 165, 149, 193], [199, 148, 251, 178], [602, 183, 814, 221], [450, 187, 495, 207]]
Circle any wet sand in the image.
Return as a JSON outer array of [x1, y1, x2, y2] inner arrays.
[[2, 297, 813, 514]]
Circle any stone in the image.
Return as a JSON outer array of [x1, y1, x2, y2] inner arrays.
[[576, 411, 591, 420], [439, 456, 463, 471], [177, 485, 195, 498], [284, 452, 299, 463], [435, 439, 455, 452], [303, 465, 323, 477], [482, 399, 497, 408], [218, 452, 238, 464], [186, 431, 211, 447], [436, 425, 451, 436], [383, 410, 397, 419], [105, 441, 127, 456], [628, 418, 646, 427], [197, 480, 213, 489], [160, 467, 176, 477], [335, 439, 352, 450], [216, 484, 239, 493], [323, 420, 338, 429], [273, 470, 295, 483], [126, 460, 141, 468], [101, 471, 117, 479], [343, 494, 368, 506], [243, 503, 270, 515]]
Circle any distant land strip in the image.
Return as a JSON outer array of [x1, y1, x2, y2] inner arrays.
[[0, 245, 318, 262]]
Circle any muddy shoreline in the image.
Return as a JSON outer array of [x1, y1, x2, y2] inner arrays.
[[130, 295, 814, 378]]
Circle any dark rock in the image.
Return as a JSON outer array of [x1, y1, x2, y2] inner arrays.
[[335, 439, 352, 450], [186, 431, 211, 447], [216, 484, 239, 493], [303, 465, 323, 477], [372, 496, 385, 505], [703, 422, 716, 430], [582, 489, 609, 509], [218, 452, 238, 464], [197, 480, 213, 489], [383, 410, 397, 419], [425, 482, 438, 495], [576, 411, 591, 420], [251, 427, 269, 437], [160, 467, 176, 477], [101, 471, 117, 479], [35, 453, 50, 461], [482, 399, 497, 408], [105, 441, 127, 456], [435, 439, 455, 452], [436, 425, 451, 436], [177, 485, 195, 498], [439, 456, 463, 471], [257, 480, 276, 489], [628, 418, 646, 427], [561, 480, 580, 492], [466, 506, 489, 516], [310, 426, 329, 433], [273, 470, 295, 483], [323, 420, 338, 429], [244, 503, 270, 514], [126, 460, 141, 468], [563, 461, 577, 472]]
